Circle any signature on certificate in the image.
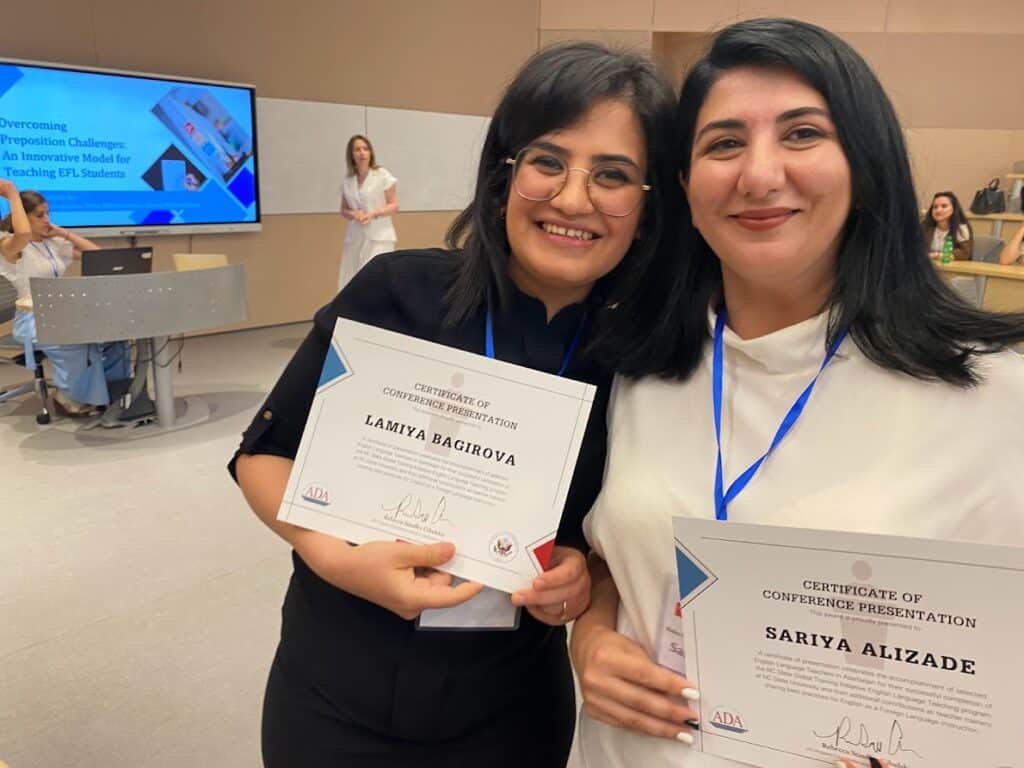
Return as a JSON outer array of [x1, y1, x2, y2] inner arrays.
[[381, 492, 453, 527], [814, 715, 923, 759]]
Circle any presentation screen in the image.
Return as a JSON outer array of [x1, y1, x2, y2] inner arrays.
[[0, 60, 260, 236]]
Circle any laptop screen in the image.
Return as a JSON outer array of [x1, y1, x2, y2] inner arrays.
[[81, 248, 154, 276]]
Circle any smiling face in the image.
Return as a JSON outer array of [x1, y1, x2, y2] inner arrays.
[[684, 66, 852, 304], [504, 98, 647, 311], [930, 195, 953, 226]]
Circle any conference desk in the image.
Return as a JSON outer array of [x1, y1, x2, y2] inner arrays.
[[29, 265, 247, 432], [935, 260, 1024, 313]]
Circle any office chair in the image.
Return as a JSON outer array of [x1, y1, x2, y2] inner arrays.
[[970, 235, 1006, 307], [0, 279, 52, 424]]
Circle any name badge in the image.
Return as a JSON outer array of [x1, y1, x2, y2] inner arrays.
[[654, 576, 687, 675], [417, 584, 520, 631]]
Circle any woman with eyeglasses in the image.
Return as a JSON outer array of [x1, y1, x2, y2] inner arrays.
[[229, 42, 679, 767]]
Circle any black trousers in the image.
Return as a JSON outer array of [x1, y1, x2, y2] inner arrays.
[[261, 645, 577, 768]]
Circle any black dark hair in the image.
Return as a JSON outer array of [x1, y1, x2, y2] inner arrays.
[[922, 190, 973, 246], [444, 42, 681, 361], [620, 17, 1024, 385], [0, 190, 46, 232]]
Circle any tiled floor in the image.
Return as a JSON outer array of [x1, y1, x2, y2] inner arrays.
[[1, 322, 587, 768], [0, 324, 304, 768]]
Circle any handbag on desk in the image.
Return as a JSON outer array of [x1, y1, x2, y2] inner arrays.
[[969, 178, 1006, 214]]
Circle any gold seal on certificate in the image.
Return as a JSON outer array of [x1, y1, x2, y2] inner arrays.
[[278, 318, 595, 594], [672, 518, 1022, 768]]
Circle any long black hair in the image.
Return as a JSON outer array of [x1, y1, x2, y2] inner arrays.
[[618, 17, 1024, 385], [444, 42, 681, 361], [922, 190, 973, 245]]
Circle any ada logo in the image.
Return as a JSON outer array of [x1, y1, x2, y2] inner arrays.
[[489, 532, 518, 563], [301, 482, 331, 506], [709, 707, 748, 734]]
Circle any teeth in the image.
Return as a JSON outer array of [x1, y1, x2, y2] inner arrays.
[[542, 223, 594, 241]]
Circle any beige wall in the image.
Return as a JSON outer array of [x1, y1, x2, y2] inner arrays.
[[0, 0, 540, 330], [543, 0, 1024, 217], [5, 0, 1022, 337]]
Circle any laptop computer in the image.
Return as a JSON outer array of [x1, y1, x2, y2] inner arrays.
[[81, 247, 154, 276]]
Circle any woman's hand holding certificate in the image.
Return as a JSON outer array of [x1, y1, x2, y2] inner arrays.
[[572, 620, 701, 743], [295, 532, 484, 620], [511, 545, 591, 626], [278, 319, 597, 594]]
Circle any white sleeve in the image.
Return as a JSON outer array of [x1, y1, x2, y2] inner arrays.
[[0, 234, 16, 280], [380, 168, 397, 189]]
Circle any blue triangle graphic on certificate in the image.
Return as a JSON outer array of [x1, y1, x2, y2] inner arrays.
[[675, 540, 717, 609], [317, 342, 349, 389]]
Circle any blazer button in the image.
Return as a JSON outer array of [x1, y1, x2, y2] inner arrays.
[[262, 409, 273, 421]]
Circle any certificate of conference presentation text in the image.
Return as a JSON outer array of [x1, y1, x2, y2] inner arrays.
[[672, 518, 1020, 768], [278, 318, 595, 593]]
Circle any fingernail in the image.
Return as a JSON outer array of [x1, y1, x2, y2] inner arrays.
[[675, 730, 694, 745], [833, 762, 846, 768], [684, 718, 700, 729], [681, 687, 700, 701], [869, 759, 882, 768]]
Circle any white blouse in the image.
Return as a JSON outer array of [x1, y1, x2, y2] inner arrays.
[[340, 167, 398, 243], [579, 309, 1024, 768], [0, 235, 74, 302], [929, 223, 970, 253]]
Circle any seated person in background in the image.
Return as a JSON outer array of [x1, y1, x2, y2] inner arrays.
[[922, 190, 972, 260], [998, 221, 1024, 265], [0, 182, 130, 416]]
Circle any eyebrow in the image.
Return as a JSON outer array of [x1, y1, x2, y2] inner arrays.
[[530, 140, 642, 168], [694, 106, 833, 141]]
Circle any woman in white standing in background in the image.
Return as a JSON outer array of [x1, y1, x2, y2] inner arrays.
[[338, 134, 399, 290]]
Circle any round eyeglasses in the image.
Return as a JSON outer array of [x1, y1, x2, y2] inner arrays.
[[504, 146, 650, 218]]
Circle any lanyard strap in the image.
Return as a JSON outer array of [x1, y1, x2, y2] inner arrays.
[[32, 240, 59, 278], [485, 307, 587, 377], [713, 308, 848, 521]]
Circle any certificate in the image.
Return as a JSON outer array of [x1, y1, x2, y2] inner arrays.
[[278, 318, 595, 593], [672, 518, 1022, 768]]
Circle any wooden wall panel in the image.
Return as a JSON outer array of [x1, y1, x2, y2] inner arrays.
[[91, 0, 538, 116], [905, 129, 1014, 213], [735, 0, 888, 31], [886, 0, 1024, 33], [541, 0, 653, 30], [845, 32, 1024, 129], [539, 29, 653, 50], [0, 0, 97, 67], [653, 0, 739, 31]]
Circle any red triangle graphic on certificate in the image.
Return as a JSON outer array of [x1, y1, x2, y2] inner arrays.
[[532, 538, 555, 571]]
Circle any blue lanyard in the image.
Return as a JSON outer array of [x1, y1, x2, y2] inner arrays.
[[485, 307, 587, 376], [33, 240, 59, 277], [712, 308, 848, 521]]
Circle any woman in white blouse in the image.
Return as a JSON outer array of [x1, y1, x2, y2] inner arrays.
[[921, 191, 972, 261], [338, 135, 399, 290], [570, 18, 1024, 768], [0, 182, 128, 416]]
